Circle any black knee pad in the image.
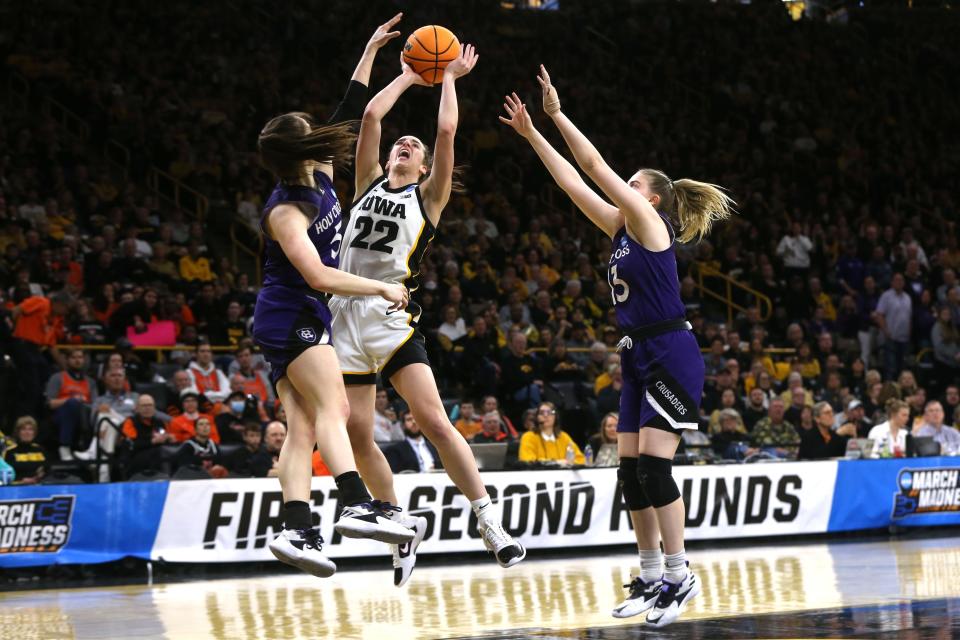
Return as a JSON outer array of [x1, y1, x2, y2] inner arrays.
[[637, 454, 681, 508], [618, 457, 652, 510]]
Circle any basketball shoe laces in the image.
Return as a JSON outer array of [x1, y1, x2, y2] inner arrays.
[[368, 500, 402, 517], [295, 527, 324, 551], [481, 518, 512, 550], [624, 577, 653, 598]]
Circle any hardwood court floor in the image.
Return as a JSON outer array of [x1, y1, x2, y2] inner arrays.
[[2, 535, 960, 639]]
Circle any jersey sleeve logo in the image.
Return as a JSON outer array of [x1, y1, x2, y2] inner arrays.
[[296, 328, 318, 343]]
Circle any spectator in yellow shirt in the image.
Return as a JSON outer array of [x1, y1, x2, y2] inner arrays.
[[519, 402, 585, 465], [809, 277, 837, 322], [454, 401, 482, 441], [179, 241, 215, 282]]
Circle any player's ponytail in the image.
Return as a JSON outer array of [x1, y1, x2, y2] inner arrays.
[[258, 112, 357, 181], [640, 169, 735, 243]]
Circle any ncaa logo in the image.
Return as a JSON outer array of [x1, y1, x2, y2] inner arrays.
[[899, 470, 913, 491], [297, 328, 318, 343]]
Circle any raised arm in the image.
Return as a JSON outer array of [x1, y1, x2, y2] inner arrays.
[[499, 93, 622, 239], [328, 13, 403, 126], [266, 205, 408, 309], [538, 66, 669, 249], [355, 66, 426, 196], [421, 44, 478, 226]]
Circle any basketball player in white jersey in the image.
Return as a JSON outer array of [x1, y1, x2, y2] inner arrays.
[[329, 45, 525, 586]]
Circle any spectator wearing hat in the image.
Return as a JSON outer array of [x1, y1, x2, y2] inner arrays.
[[216, 390, 261, 445], [711, 409, 754, 461], [168, 388, 218, 443], [834, 399, 873, 438], [799, 402, 857, 460]]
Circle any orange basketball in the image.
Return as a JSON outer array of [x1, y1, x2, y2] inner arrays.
[[402, 25, 461, 85]]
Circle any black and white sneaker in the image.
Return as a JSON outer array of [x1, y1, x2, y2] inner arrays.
[[611, 576, 662, 618], [335, 501, 416, 544], [646, 568, 701, 628], [392, 515, 428, 587], [268, 527, 337, 578], [478, 518, 526, 568]]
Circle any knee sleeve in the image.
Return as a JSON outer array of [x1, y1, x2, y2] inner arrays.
[[618, 457, 652, 510], [637, 454, 681, 508]]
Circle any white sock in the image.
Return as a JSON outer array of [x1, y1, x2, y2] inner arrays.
[[664, 550, 689, 583], [471, 496, 498, 524], [639, 548, 663, 583]]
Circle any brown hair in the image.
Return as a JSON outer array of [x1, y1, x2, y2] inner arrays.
[[885, 398, 909, 415], [535, 401, 560, 434], [14, 416, 38, 440], [390, 137, 467, 194], [639, 169, 735, 243], [258, 112, 357, 181]]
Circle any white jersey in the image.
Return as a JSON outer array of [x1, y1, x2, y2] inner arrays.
[[339, 177, 435, 293], [330, 177, 436, 381]]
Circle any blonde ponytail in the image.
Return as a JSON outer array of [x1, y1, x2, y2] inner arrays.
[[672, 179, 735, 243], [639, 169, 735, 243]]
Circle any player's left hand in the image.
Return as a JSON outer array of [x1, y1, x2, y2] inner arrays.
[[499, 92, 534, 138], [444, 44, 478, 80], [366, 13, 403, 51]]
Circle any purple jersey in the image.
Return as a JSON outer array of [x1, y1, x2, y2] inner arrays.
[[259, 170, 343, 290], [607, 216, 686, 329]]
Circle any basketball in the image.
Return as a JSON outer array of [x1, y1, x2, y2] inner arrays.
[[402, 25, 461, 85]]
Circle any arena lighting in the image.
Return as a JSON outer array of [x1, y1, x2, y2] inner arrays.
[[500, 0, 560, 10]]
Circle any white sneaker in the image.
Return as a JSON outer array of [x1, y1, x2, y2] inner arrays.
[[392, 516, 428, 587], [335, 501, 416, 544], [612, 576, 662, 618], [646, 568, 700, 628], [268, 528, 336, 578], [478, 518, 525, 568]]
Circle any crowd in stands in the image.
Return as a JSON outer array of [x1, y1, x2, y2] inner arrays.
[[1, 1, 959, 483]]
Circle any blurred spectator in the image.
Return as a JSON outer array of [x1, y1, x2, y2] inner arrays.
[[251, 421, 286, 478], [178, 241, 215, 283], [752, 398, 800, 458], [460, 317, 500, 398], [742, 387, 768, 432], [942, 385, 960, 423], [118, 394, 173, 478], [90, 367, 139, 456], [519, 402, 584, 465], [776, 222, 813, 278], [588, 412, 620, 466], [593, 353, 621, 394], [312, 450, 332, 476], [3, 416, 48, 484], [499, 332, 542, 413], [708, 389, 747, 434], [799, 402, 856, 460], [596, 364, 623, 418], [914, 401, 960, 455], [473, 411, 510, 444], [868, 399, 911, 458], [45, 347, 96, 458], [454, 401, 482, 441], [225, 422, 264, 476], [385, 412, 442, 473], [216, 390, 261, 445], [8, 288, 55, 417], [480, 395, 519, 439], [931, 306, 960, 388], [835, 399, 873, 438], [711, 409, 754, 461], [173, 415, 221, 472], [187, 342, 230, 402], [784, 387, 811, 431], [543, 338, 585, 383], [372, 388, 403, 443], [875, 273, 913, 379]]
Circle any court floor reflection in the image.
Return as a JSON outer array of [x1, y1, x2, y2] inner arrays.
[[2, 536, 960, 640]]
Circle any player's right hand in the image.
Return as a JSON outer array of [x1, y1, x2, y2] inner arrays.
[[400, 52, 431, 86], [381, 283, 409, 312], [499, 92, 534, 138], [537, 64, 561, 116]]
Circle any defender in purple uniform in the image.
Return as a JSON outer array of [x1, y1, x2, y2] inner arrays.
[[252, 14, 416, 580], [501, 66, 733, 627]]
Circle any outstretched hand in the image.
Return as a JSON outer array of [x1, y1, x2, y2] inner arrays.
[[498, 92, 535, 138], [536, 64, 561, 116], [444, 44, 479, 81], [365, 13, 403, 52]]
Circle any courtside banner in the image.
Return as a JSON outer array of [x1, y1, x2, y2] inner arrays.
[[828, 457, 960, 532], [0, 482, 168, 568], [151, 463, 837, 563]]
